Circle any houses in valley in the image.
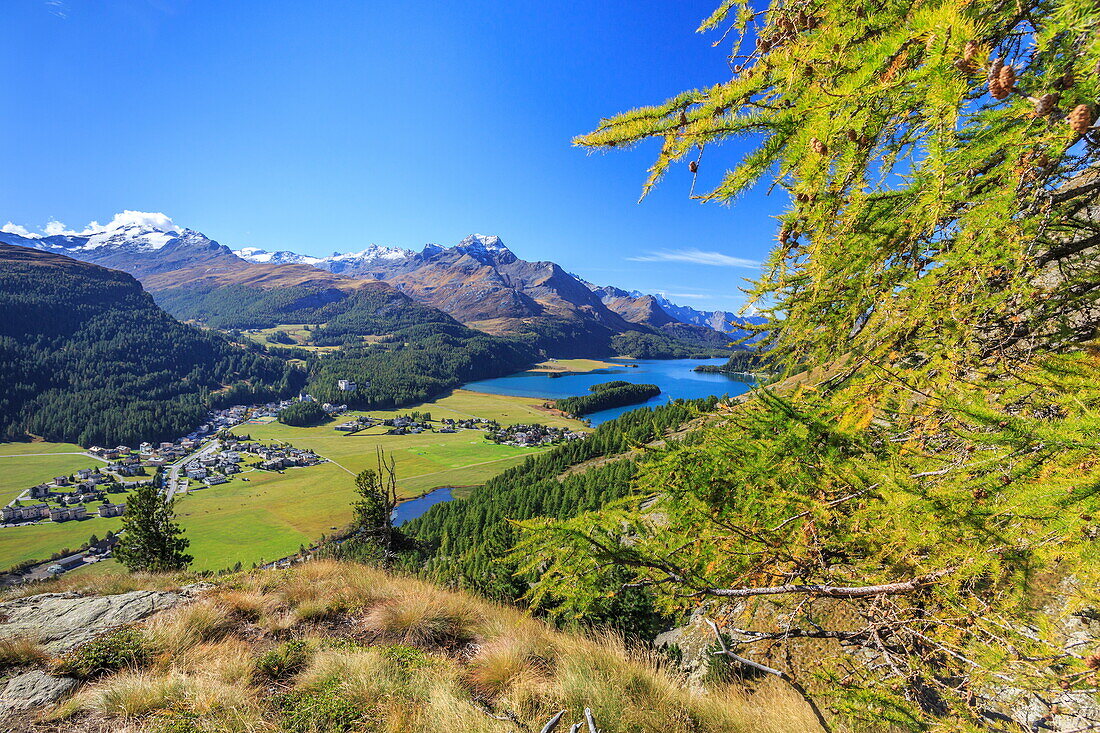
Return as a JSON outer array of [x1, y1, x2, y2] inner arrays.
[[484, 423, 586, 447]]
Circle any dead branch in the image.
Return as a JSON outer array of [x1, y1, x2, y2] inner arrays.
[[707, 619, 834, 733], [697, 567, 953, 599], [539, 710, 567, 733]]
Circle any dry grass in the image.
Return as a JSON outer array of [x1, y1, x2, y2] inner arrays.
[[145, 599, 236, 657], [28, 560, 829, 733], [0, 568, 191, 602], [361, 591, 484, 646], [0, 635, 48, 669]]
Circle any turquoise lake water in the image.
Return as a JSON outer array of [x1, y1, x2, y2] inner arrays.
[[393, 358, 753, 525], [463, 357, 753, 425]]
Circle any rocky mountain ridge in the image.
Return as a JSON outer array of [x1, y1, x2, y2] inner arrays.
[[1, 218, 751, 354]]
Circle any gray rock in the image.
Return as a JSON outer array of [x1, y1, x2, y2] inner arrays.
[[0, 590, 183, 653], [0, 670, 77, 711]]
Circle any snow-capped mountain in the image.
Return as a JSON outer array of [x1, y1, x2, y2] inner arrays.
[[1, 212, 757, 351], [234, 234, 519, 276], [233, 243, 412, 269], [650, 294, 758, 334], [0, 218, 241, 280]]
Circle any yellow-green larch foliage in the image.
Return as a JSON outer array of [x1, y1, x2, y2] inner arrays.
[[513, 1, 1100, 729], [577, 0, 1100, 386]]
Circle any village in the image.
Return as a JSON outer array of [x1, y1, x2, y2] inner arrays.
[[0, 397, 323, 530], [2, 385, 587, 534], [333, 410, 585, 446], [482, 422, 586, 447]]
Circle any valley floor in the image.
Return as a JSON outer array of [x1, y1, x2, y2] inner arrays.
[[0, 391, 586, 575]]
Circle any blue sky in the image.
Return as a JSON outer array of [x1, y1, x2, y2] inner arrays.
[[1, 0, 784, 311]]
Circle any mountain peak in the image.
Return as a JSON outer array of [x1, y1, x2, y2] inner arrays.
[[453, 233, 514, 264], [457, 233, 508, 251]]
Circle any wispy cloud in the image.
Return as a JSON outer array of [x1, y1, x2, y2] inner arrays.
[[44, 1, 68, 18], [627, 248, 759, 268]]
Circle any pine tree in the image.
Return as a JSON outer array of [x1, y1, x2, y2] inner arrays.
[[351, 449, 399, 553], [574, 0, 1100, 382], [113, 470, 192, 572]]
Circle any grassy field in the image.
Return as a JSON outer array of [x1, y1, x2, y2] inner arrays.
[[0, 443, 106, 505], [0, 441, 85, 456], [241, 324, 383, 354], [0, 515, 125, 570], [528, 358, 620, 373], [0, 391, 586, 574], [231, 390, 584, 499], [174, 462, 356, 572]]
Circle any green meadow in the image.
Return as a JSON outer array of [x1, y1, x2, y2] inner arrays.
[[0, 443, 107, 505], [0, 390, 586, 573], [0, 515, 125, 570], [231, 389, 584, 498]]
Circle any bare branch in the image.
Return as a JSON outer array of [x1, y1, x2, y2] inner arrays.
[[696, 567, 954, 599]]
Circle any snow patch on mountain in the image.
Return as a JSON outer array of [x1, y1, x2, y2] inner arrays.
[[233, 244, 412, 267]]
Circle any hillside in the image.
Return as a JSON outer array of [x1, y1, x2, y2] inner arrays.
[[0, 245, 302, 446], [0, 561, 819, 733]]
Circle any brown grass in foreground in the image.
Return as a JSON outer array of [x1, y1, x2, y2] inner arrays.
[[11, 561, 826, 733]]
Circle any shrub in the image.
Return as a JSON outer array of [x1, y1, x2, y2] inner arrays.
[[275, 678, 366, 733], [256, 639, 311, 679], [53, 627, 152, 678], [376, 644, 430, 682]]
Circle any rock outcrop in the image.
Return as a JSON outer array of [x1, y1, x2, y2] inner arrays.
[[0, 590, 184, 653], [0, 671, 77, 712]]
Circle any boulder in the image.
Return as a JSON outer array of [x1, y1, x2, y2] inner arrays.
[[0, 670, 77, 712], [0, 590, 184, 653]]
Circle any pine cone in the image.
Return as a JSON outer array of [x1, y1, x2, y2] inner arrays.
[[963, 40, 979, 62], [1069, 104, 1094, 134], [796, 192, 811, 203], [954, 59, 976, 74], [846, 129, 859, 142], [1055, 70, 1075, 90], [688, 160, 698, 173], [779, 228, 790, 245], [1034, 93, 1058, 116], [989, 57, 1004, 81], [990, 65, 1015, 100], [1085, 653, 1100, 671], [809, 137, 828, 155]]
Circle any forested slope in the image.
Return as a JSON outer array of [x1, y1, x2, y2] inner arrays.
[[401, 397, 717, 635], [0, 245, 303, 445], [155, 272, 541, 408]]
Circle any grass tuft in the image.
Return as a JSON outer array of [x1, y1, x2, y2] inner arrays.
[[0, 635, 48, 670], [361, 589, 483, 647]]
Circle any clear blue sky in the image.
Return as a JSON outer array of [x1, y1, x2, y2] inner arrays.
[[1, 0, 784, 311]]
